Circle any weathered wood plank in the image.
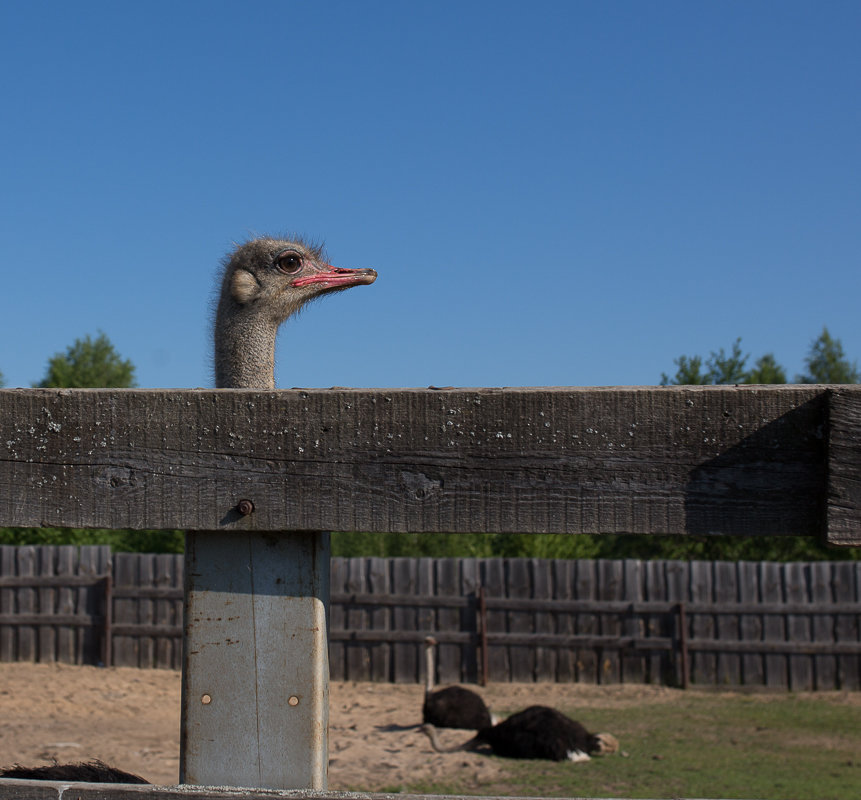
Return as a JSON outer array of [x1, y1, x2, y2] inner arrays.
[[834, 561, 860, 690], [690, 561, 715, 685], [533, 559, 555, 681], [16, 547, 36, 661], [575, 559, 598, 683], [392, 558, 417, 682], [368, 557, 389, 681], [0, 386, 837, 536], [621, 559, 645, 683], [0, 547, 14, 661], [714, 561, 740, 686], [738, 561, 764, 686], [436, 558, 461, 684], [785, 562, 812, 690], [0, 779, 736, 800], [762, 561, 788, 688], [508, 559, 533, 681], [827, 390, 861, 545]]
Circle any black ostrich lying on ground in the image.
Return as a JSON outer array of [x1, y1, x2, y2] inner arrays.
[[422, 636, 495, 729], [0, 760, 148, 783], [422, 704, 619, 762]]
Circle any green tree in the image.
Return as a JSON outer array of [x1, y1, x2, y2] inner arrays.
[[36, 331, 137, 388], [663, 338, 789, 386], [662, 339, 758, 385], [0, 368, 4, 387], [706, 338, 748, 384], [743, 353, 787, 384], [796, 327, 859, 384], [661, 355, 708, 385], [2, 331, 155, 552]]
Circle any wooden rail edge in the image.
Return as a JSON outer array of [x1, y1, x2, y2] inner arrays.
[[0, 781, 677, 800], [1, 385, 858, 542]]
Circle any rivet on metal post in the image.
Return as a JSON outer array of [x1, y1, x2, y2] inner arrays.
[[288, 695, 299, 707], [237, 499, 255, 516]]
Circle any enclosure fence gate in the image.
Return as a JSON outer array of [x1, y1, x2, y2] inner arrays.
[[0, 385, 858, 800]]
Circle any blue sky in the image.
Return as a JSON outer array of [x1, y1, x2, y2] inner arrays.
[[1, 1, 859, 390]]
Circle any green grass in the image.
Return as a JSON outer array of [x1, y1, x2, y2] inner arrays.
[[402, 693, 860, 800]]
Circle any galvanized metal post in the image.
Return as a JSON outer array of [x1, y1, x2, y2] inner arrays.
[[180, 531, 329, 790]]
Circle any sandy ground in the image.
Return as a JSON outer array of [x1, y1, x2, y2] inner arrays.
[[0, 663, 857, 792]]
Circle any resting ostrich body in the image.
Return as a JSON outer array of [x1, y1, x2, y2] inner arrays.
[[422, 636, 495, 729], [215, 236, 376, 388], [422, 705, 619, 762], [0, 761, 148, 784]]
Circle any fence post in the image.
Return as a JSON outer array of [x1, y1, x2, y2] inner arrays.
[[180, 531, 329, 790]]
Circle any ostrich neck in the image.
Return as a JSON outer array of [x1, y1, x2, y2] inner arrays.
[[424, 644, 434, 696], [215, 303, 280, 389]]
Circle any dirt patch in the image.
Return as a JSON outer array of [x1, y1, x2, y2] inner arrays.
[[0, 663, 857, 791]]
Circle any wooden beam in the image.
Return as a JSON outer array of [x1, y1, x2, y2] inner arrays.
[[0, 385, 844, 536], [827, 389, 861, 545]]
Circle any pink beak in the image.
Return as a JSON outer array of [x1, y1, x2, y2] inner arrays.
[[290, 266, 377, 289]]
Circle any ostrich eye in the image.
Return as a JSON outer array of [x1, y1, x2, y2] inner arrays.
[[274, 252, 303, 275]]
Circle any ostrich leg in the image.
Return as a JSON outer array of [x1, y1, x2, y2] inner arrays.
[[180, 530, 330, 790]]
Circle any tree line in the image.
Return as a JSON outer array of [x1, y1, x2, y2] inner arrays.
[[1, 330, 858, 561]]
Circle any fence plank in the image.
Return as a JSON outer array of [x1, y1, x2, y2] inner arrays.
[[436, 559, 460, 684], [811, 562, 836, 690], [827, 389, 861, 545], [575, 559, 598, 683], [552, 559, 575, 682], [0, 547, 15, 661], [785, 562, 813, 690], [460, 558, 481, 684], [16, 547, 36, 661], [483, 559, 508, 682], [690, 561, 716, 685], [738, 561, 764, 686], [598, 560, 622, 683], [0, 386, 836, 537], [368, 557, 389, 681], [113, 553, 140, 668], [834, 561, 860, 690], [714, 561, 740, 686], [346, 559, 369, 682], [392, 558, 418, 683], [762, 561, 788, 688], [622, 559, 645, 683], [55, 547, 76, 663], [37, 547, 57, 662], [533, 559, 554, 682], [508, 559, 533, 682]]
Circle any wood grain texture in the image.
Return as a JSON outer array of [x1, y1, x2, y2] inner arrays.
[[0, 385, 839, 536], [827, 390, 861, 544]]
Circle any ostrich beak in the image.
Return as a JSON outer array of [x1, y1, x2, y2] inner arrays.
[[290, 266, 377, 289]]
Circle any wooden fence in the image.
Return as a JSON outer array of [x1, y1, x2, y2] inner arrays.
[[2, 547, 858, 690], [2, 385, 861, 798]]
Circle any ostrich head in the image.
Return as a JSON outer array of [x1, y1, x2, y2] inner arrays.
[[214, 236, 377, 389], [591, 732, 619, 755]]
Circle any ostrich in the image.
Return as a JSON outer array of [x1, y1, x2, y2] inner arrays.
[[214, 235, 376, 388], [422, 636, 495, 729], [0, 760, 149, 783], [421, 704, 619, 762]]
